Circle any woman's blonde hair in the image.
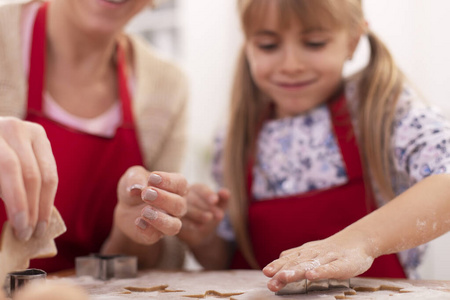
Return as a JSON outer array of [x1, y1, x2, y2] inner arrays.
[[224, 0, 404, 269]]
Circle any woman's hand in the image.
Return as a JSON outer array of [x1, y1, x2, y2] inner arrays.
[[263, 232, 374, 292], [177, 183, 229, 248], [0, 117, 58, 241], [114, 166, 188, 245]]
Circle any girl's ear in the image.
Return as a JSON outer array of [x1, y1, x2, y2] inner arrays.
[[348, 20, 368, 59]]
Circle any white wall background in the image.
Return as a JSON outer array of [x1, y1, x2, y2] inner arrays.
[[1, 0, 449, 280]]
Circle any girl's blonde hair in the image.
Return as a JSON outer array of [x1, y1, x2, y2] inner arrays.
[[224, 0, 404, 269]]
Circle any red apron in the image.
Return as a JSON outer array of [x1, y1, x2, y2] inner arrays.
[[231, 94, 406, 278], [0, 2, 144, 273]]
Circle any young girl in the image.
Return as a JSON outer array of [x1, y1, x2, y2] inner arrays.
[[179, 0, 450, 292]]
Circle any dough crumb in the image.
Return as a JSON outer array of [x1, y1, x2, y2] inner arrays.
[[184, 290, 244, 298], [124, 285, 184, 293]]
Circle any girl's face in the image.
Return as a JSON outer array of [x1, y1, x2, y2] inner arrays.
[[245, 3, 359, 118], [62, 0, 151, 34]]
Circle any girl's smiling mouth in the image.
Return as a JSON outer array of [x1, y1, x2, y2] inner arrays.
[[275, 78, 317, 90]]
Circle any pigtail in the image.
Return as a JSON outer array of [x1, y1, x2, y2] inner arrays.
[[223, 48, 266, 269], [356, 30, 404, 200]]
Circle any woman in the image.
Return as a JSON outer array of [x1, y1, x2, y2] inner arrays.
[[0, 0, 188, 272]]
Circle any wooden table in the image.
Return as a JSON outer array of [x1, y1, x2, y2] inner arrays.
[[48, 270, 450, 299]]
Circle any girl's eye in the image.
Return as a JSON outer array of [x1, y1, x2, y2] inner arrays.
[[305, 41, 327, 49], [257, 43, 278, 51]]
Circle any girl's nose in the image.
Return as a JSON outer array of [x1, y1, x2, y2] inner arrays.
[[280, 45, 305, 74]]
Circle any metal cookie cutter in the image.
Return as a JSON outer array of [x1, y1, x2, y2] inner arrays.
[[75, 254, 137, 280], [6, 268, 47, 297], [276, 278, 350, 295]]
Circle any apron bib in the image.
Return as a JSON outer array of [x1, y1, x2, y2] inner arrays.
[[231, 94, 406, 278], [0, 2, 144, 273]]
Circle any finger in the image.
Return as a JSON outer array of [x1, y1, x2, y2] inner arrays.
[[263, 252, 297, 277], [140, 206, 182, 236], [279, 247, 301, 257], [30, 125, 58, 238], [125, 166, 149, 189], [185, 204, 213, 223], [209, 205, 225, 221], [10, 142, 41, 231], [186, 187, 212, 210], [141, 187, 186, 217], [134, 217, 164, 244], [211, 188, 230, 220], [0, 138, 31, 241], [178, 218, 207, 246], [264, 248, 320, 276], [185, 190, 222, 222], [118, 166, 149, 204], [267, 269, 306, 292], [192, 183, 220, 205], [147, 172, 188, 197], [305, 261, 339, 281], [128, 184, 144, 195], [217, 188, 230, 209], [267, 258, 323, 292]]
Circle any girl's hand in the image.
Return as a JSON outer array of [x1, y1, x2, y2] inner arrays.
[[0, 117, 58, 242], [114, 166, 188, 245], [178, 183, 229, 248], [262, 233, 375, 292]]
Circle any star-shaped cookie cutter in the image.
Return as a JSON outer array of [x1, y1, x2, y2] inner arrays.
[[75, 253, 137, 280], [276, 278, 351, 295]]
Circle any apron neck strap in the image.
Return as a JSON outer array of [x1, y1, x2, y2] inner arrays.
[[116, 44, 134, 126], [327, 93, 363, 181]]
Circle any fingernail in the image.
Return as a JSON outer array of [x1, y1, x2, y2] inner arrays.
[[143, 189, 158, 202], [270, 280, 281, 291], [263, 266, 274, 273], [127, 184, 145, 192], [13, 211, 28, 231], [17, 227, 33, 242], [143, 207, 158, 220], [34, 221, 48, 238], [135, 218, 148, 230], [13, 211, 32, 241], [148, 173, 162, 185]]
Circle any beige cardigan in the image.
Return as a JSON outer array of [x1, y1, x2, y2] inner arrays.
[[0, 1, 188, 268]]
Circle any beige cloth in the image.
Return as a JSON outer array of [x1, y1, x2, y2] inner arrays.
[[0, 1, 188, 269]]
